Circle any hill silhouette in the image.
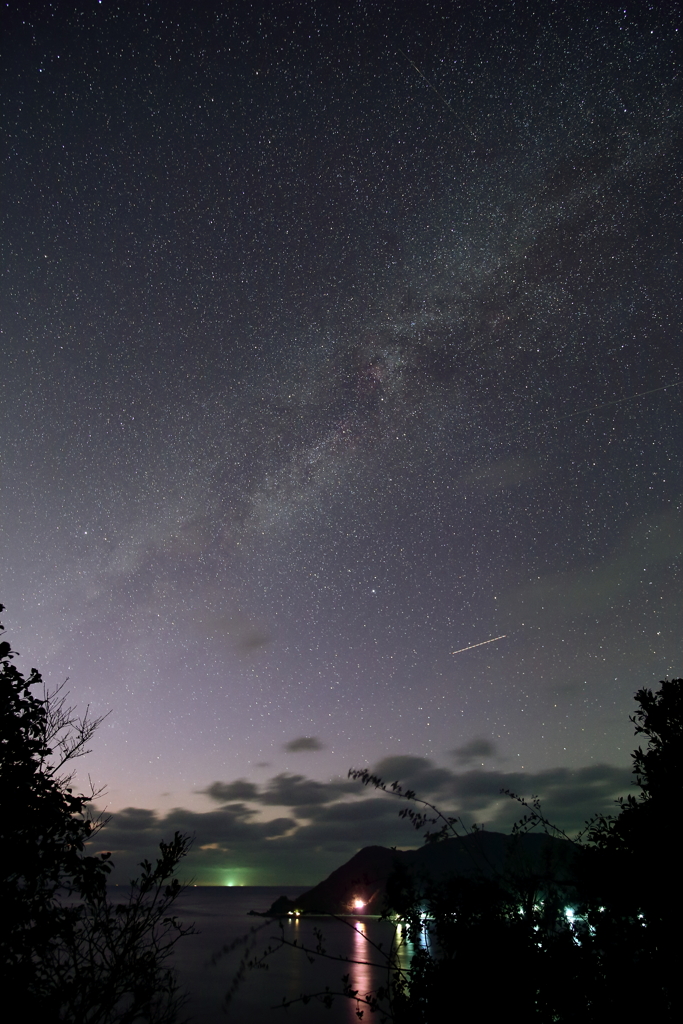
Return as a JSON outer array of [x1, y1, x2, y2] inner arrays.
[[259, 830, 578, 916]]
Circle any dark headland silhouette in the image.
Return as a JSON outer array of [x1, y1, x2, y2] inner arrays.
[[256, 830, 578, 916]]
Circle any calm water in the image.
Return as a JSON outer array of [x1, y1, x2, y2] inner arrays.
[[168, 886, 412, 1023]]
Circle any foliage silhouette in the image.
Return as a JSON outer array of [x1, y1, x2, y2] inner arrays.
[[0, 605, 194, 1022], [224, 678, 681, 1021], [575, 678, 683, 1020]]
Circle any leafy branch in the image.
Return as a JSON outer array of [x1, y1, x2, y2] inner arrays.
[[348, 767, 474, 843]]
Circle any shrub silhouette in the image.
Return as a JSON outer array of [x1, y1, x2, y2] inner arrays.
[[0, 605, 193, 1022], [577, 678, 683, 1020], [231, 679, 681, 1022], [365, 679, 682, 1021]]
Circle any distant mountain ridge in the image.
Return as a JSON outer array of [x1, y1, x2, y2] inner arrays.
[[258, 831, 579, 916]]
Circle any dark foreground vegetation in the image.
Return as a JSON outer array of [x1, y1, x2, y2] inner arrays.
[[2, 600, 679, 1022], [0, 607, 192, 1022], [230, 676, 682, 1022]]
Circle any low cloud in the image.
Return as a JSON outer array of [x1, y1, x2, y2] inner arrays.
[[202, 772, 360, 809], [97, 756, 633, 886], [450, 738, 498, 765], [111, 807, 158, 831], [190, 609, 271, 655], [370, 756, 454, 794], [260, 773, 357, 807], [284, 736, 325, 752], [200, 779, 259, 802], [235, 627, 270, 654]]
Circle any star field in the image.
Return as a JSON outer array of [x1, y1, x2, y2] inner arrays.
[[1, 1, 681, 881]]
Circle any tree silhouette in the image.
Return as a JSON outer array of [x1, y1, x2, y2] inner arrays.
[[0, 605, 193, 1022], [227, 678, 682, 1022], [578, 679, 683, 1020]]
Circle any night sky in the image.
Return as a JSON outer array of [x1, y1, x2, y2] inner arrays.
[[2, 0, 681, 884]]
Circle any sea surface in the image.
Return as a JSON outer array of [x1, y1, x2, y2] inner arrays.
[[167, 886, 410, 1023]]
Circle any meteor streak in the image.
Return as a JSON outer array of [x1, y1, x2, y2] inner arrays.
[[451, 634, 507, 655], [396, 48, 479, 141]]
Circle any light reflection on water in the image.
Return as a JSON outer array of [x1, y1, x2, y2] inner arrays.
[[350, 920, 374, 1019], [394, 917, 432, 968], [333, 916, 432, 1021], [168, 887, 427, 1022]]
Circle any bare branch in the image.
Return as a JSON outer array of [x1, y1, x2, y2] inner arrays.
[[40, 679, 111, 779]]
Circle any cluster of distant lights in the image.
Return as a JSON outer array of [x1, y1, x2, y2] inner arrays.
[[287, 897, 367, 917], [281, 900, 639, 936]]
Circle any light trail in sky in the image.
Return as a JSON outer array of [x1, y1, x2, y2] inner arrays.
[[450, 634, 507, 656], [512, 379, 683, 441]]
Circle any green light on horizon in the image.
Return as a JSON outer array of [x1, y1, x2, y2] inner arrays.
[[223, 869, 248, 887]]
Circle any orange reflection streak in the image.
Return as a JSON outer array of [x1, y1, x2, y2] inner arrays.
[[348, 920, 373, 1022]]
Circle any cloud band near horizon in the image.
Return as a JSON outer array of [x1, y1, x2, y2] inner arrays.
[[94, 755, 633, 886]]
